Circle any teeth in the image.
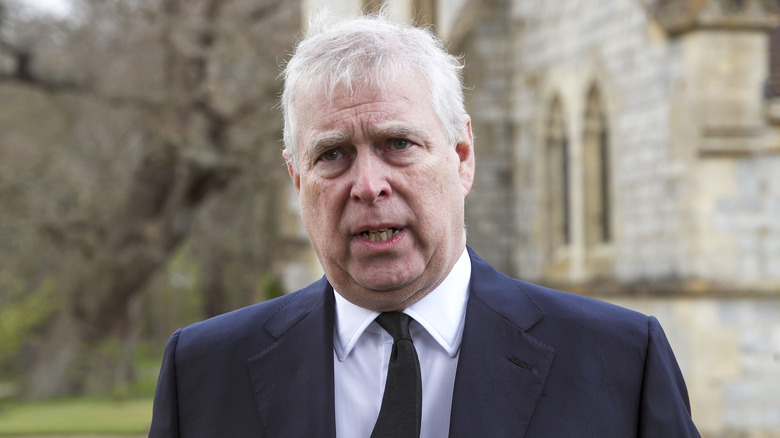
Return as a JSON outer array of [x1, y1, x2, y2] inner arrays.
[[361, 228, 399, 242]]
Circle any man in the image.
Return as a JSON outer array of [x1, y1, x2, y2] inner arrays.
[[149, 12, 700, 438]]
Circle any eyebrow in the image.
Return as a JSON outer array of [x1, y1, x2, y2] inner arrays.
[[308, 123, 427, 158], [311, 133, 350, 152], [375, 124, 425, 141]]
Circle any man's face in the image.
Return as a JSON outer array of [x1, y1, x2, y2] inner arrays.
[[285, 75, 474, 312]]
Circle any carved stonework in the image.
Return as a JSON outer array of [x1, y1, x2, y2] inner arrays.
[[646, 0, 780, 35]]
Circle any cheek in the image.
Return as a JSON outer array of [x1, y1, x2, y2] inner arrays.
[[299, 180, 324, 223], [409, 166, 462, 227], [426, 158, 461, 199], [300, 178, 342, 228]]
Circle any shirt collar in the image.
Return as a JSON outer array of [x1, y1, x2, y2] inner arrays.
[[333, 248, 471, 361]]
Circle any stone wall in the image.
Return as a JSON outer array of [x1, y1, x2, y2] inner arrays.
[[509, 0, 690, 283], [500, 0, 780, 292], [710, 155, 780, 285], [458, 0, 780, 435], [458, 0, 519, 276]]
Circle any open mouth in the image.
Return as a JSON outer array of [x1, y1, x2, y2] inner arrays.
[[360, 228, 401, 242]]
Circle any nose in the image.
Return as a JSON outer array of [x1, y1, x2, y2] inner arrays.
[[349, 152, 392, 203]]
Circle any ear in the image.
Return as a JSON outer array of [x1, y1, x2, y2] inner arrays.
[[455, 115, 475, 196], [283, 150, 301, 195]]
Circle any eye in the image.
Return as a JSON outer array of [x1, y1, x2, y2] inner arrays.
[[390, 138, 412, 150], [320, 148, 344, 161]]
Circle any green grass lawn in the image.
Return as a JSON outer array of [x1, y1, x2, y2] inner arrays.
[[0, 340, 161, 437], [0, 397, 152, 436]]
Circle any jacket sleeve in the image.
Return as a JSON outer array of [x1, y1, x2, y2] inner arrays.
[[149, 329, 182, 438], [638, 317, 700, 437]]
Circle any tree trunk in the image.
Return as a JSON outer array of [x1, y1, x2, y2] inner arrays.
[[23, 311, 84, 397], [23, 141, 234, 398]]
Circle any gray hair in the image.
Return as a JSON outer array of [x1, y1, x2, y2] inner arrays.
[[281, 11, 466, 170]]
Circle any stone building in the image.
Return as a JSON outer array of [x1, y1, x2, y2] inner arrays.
[[287, 0, 780, 436]]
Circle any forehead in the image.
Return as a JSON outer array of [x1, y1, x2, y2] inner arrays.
[[294, 74, 437, 141]]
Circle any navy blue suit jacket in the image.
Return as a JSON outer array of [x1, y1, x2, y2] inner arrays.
[[149, 248, 699, 437]]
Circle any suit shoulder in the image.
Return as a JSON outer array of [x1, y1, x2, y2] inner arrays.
[[521, 280, 646, 319], [515, 280, 650, 338], [467, 248, 649, 336], [174, 277, 329, 354]]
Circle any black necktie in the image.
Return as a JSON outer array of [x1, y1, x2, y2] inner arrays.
[[371, 312, 422, 438]]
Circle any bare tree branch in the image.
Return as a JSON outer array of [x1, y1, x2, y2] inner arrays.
[[6, 0, 300, 398]]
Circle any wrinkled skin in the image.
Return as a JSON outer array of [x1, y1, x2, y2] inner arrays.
[[285, 77, 474, 311]]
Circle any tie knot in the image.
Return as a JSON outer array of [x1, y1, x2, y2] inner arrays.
[[375, 312, 413, 342]]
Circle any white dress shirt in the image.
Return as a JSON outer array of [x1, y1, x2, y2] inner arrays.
[[333, 248, 472, 438]]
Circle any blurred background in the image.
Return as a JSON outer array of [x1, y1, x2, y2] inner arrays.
[[0, 0, 778, 437]]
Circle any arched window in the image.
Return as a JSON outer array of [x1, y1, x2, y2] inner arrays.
[[545, 97, 570, 252], [583, 85, 611, 247]]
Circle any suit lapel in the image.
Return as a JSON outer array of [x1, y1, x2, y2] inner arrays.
[[449, 250, 555, 438], [244, 252, 554, 437], [247, 280, 337, 437]]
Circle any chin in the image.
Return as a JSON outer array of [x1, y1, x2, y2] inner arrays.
[[358, 276, 417, 293]]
